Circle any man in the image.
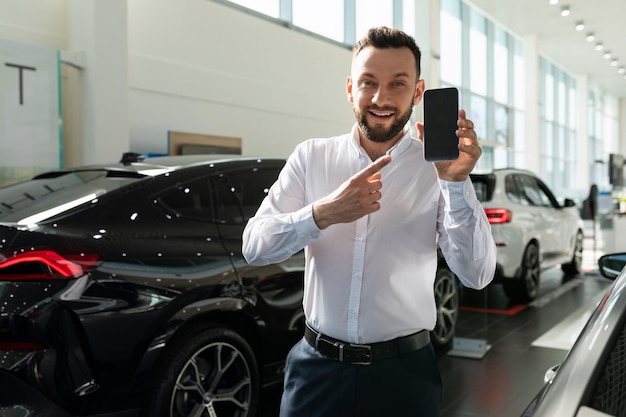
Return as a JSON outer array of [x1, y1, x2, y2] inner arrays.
[[243, 26, 496, 417]]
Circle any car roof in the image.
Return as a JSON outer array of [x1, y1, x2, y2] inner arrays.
[[50, 154, 282, 177], [471, 167, 539, 177], [0, 154, 285, 225]]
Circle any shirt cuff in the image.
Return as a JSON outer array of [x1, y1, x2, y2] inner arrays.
[[293, 204, 323, 240], [438, 178, 477, 209]]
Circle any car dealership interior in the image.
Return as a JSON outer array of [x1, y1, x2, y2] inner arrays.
[[2, 1, 626, 417]]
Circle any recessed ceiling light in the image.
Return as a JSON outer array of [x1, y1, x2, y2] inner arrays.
[[611, 59, 619, 67], [586, 32, 595, 42], [619, 67, 625, 74], [560, 5, 570, 16], [595, 43, 604, 51], [575, 21, 584, 31], [549, 0, 559, 5], [603, 51, 612, 59]]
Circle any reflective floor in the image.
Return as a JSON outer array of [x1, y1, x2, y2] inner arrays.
[[438, 226, 609, 417], [439, 268, 609, 417], [259, 232, 611, 417]]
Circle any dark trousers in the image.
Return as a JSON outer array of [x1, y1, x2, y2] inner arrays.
[[279, 338, 442, 417]]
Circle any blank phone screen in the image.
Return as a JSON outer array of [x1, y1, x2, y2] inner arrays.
[[423, 87, 459, 162]]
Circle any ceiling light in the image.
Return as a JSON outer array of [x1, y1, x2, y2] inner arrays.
[[603, 51, 612, 59], [611, 59, 619, 67], [595, 43, 604, 51], [560, 5, 570, 16], [549, 0, 559, 4], [586, 32, 595, 42], [619, 67, 625, 74], [575, 21, 584, 31]]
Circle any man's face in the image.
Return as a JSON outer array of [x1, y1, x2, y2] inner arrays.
[[347, 46, 424, 143]]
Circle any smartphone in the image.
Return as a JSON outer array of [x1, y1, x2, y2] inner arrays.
[[423, 87, 459, 162]]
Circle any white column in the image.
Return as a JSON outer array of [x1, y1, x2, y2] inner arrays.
[[576, 74, 590, 187], [66, 0, 128, 166], [617, 97, 626, 155], [523, 34, 540, 174]]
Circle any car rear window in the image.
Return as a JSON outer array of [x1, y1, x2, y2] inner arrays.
[[469, 174, 496, 202], [0, 170, 146, 223]]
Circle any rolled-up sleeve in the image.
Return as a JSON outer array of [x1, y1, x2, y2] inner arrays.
[[436, 178, 497, 289]]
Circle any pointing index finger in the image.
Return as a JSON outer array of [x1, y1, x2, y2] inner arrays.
[[355, 155, 392, 180]]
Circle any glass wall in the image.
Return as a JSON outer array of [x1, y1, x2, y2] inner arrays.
[[221, 0, 620, 194], [440, 0, 523, 174], [539, 58, 577, 194]]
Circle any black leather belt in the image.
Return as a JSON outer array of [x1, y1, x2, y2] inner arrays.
[[304, 324, 430, 365]]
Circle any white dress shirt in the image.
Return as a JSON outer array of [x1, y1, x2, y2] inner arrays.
[[243, 124, 496, 344]]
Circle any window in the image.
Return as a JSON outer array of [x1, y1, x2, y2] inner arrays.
[[539, 57, 577, 193], [213, 167, 282, 225], [293, 0, 345, 42], [226, 0, 279, 18], [469, 9, 487, 96], [440, 0, 462, 86], [439, 1, 523, 173], [157, 178, 212, 221], [494, 26, 509, 104], [355, 0, 393, 39]]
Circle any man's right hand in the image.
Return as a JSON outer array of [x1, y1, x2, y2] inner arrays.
[[312, 155, 392, 230]]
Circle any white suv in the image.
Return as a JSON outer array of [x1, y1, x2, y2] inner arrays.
[[470, 169, 584, 303]]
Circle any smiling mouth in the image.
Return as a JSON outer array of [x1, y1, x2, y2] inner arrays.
[[369, 110, 394, 118]]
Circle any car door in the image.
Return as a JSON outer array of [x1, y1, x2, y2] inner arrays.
[[533, 177, 576, 261], [515, 174, 559, 266]]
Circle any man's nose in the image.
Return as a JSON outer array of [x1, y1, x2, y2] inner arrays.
[[372, 87, 391, 104]]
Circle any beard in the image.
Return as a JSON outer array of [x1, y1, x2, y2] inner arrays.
[[354, 104, 413, 143]]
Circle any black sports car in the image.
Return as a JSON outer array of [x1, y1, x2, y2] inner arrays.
[[0, 153, 459, 417]]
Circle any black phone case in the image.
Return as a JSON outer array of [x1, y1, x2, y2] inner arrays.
[[423, 87, 459, 162]]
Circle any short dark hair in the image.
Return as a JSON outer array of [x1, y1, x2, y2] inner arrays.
[[352, 26, 422, 79]]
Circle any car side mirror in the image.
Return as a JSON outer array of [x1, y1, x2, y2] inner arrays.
[[544, 364, 560, 384], [562, 198, 576, 208], [598, 253, 626, 280]]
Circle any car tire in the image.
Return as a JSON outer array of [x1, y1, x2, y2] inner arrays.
[[561, 230, 583, 277], [144, 325, 260, 417], [503, 242, 540, 303], [431, 264, 459, 349]]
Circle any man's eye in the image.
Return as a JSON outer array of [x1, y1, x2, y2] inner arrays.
[[393, 81, 405, 87], [361, 80, 375, 87]]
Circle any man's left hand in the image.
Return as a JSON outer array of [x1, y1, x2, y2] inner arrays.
[[416, 109, 482, 181]]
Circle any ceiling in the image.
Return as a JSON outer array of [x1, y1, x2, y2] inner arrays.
[[466, 0, 626, 98]]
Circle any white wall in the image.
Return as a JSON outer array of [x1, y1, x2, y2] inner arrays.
[[0, 0, 67, 49], [127, 0, 354, 158], [0, 0, 356, 163]]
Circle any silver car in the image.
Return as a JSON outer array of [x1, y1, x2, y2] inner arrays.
[[520, 252, 626, 417]]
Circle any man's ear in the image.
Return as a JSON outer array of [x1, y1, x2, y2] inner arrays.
[[413, 79, 425, 105], [346, 76, 354, 103]]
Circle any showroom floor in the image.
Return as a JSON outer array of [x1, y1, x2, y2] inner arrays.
[[438, 260, 609, 417], [259, 230, 613, 417]]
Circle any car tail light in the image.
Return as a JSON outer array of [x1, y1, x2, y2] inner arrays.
[[0, 250, 101, 281], [484, 208, 512, 224], [0, 342, 45, 351]]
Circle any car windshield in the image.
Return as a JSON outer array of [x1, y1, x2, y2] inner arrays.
[[0, 170, 147, 224]]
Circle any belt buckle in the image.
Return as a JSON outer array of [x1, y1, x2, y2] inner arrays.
[[343, 343, 372, 365]]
